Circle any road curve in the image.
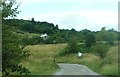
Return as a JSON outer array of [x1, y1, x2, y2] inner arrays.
[[54, 63, 99, 75]]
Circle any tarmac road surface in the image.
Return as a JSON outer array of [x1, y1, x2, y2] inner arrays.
[[54, 63, 99, 75]]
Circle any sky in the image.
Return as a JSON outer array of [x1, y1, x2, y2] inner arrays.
[[15, 0, 119, 31]]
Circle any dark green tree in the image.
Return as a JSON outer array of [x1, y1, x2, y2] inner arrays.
[[67, 36, 80, 53], [31, 17, 35, 23], [92, 44, 109, 59], [2, 0, 30, 76], [1, 0, 20, 19], [96, 27, 117, 45], [59, 36, 81, 56], [85, 33, 96, 47], [2, 26, 30, 76]]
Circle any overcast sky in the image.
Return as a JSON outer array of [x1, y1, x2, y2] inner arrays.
[[16, 0, 119, 31]]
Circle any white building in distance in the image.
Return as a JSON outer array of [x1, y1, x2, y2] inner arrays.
[[40, 33, 48, 40]]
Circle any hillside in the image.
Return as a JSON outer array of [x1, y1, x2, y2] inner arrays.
[[2, 0, 119, 76], [4, 19, 119, 45], [3, 19, 119, 76]]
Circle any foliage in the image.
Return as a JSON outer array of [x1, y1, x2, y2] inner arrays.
[[23, 44, 66, 75], [79, 53, 101, 72], [2, 25, 30, 76], [100, 64, 118, 75], [92, 44, 109, 59], [95, 27, 118, 45], [59, 36, 81, 56], [78, 44, 92, 53], [4, 19, 119, 45], [85, 33, 96, 47], [56, 44, 118, 76], [21, 35, 43, 45], [1, 0, 30, 76], [1, 0, 20, 19], [67, 36, 81, 53]]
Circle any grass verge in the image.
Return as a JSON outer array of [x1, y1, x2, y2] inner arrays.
[[21, 44, 66, 75], [21, 44, 118, 75]]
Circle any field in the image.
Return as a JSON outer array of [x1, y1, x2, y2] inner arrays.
[[21, 44, 66, 75], [22, 44, 119, 75]]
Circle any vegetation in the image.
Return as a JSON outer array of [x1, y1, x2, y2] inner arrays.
[[56, 45, 119, 76], [92, 44, 109, 59], [22, 44, 66, 75], [1, 0, 119, 76], [59, 36, 81, 56], [4, 18, 119, 46], [2, 0, 30, 76], [85, 33, 96, 47], [16, 44, 118, 76], [100, 45, 118, 76]]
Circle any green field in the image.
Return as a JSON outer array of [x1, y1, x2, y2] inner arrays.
[[22, 44, 66, 75], [22, 44, 119, 75]]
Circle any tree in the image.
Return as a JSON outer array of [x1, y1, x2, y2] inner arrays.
[[96, 27, 117, 45], [1, 0, 30, 76], [2, 26, 30, 76], [59, 36, 81, 56], [67, 36, 80, 53], [92, 44, 109, 59], [55, 24, 59, 29], [70, 28, 77, 35], [1, 0, 20, 19], [85, 33, 96, 47], [31, 17, 35, 23]]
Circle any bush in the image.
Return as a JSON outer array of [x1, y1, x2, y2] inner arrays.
[[21, 36, 43, 45], [85, 33, 96, 47], [100, 63, 118, 75], [59, 36, 81, 56], [59, 48, 69, 56], [2, 25, 30, 76], [92, 44, 109, 59]]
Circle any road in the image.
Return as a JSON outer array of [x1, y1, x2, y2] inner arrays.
[[54, 63, 99, 75]]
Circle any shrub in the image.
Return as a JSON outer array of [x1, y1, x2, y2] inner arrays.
[[100, 63, 118, 75], [59, 36, 81, 56], [59, 48, 69, 56], [78, 44, 92, 53], [85, 33, 96, 47], [92, 44, 109, 59]]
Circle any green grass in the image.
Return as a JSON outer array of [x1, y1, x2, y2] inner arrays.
[[56, 45, 119, 75], [21, 44, 66, 75], [100, 63, 118, 75], [56, 53, 81, 63], [21, 44, 118, 75], [78, 53, 102, 72], [0, 72, 2, 76], [99, 45, 119, 75]]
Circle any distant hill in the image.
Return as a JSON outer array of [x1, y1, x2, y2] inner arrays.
[[4, 19, 119, 45]]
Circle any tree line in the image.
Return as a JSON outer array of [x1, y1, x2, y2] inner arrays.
[[4, 19, 119, 46]]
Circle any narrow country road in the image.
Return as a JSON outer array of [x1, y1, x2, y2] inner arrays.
[[54, 63, 99, 75]]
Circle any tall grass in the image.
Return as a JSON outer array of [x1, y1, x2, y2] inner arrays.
[[79, 45, 118, 75], [100, 63, 118, 75], [99, 45, 118, 75], [79, 53, 102, 72], [21, 44, 118, 75], [21, 44, 66, 75], [56, 45, 118, 75]]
